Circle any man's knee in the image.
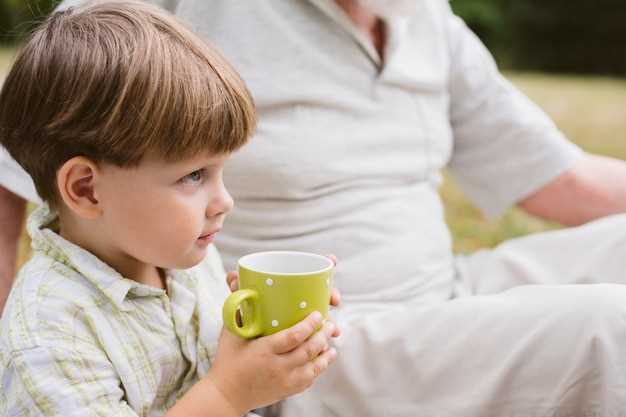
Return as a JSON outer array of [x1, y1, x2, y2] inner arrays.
[[551, 284, 626, 343], [501, 284, 626, 342]]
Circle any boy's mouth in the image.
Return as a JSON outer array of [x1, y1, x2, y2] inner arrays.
[[197, 228, 221, 243]]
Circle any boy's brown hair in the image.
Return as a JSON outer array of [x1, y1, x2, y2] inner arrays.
[[0, 0, 256, 206]]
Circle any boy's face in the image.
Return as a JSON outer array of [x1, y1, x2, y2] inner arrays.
[[95, 151, 233, 271]]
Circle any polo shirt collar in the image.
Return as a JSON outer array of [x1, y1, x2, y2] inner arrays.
[[307, 0, 417, 69], [27, 204, 165, 312], [308, 0, 383, 65]]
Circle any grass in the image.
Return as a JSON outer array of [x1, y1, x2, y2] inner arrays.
[[444, 73, 626, 253], [0, 47, 16, 78], [4, 45, 624, 266]]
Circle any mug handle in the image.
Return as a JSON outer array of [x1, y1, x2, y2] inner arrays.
[[223, 289, 263, 339]]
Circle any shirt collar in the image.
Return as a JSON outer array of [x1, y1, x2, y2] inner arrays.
[[308, 0, 382, 65], [307, 0, 417, 68], [27, 204, 165, 311]]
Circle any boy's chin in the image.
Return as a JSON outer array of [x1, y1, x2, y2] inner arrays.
[[172, 251, 208, 270]]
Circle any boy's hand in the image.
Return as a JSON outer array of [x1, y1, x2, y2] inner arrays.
[[207, 312, 339, 414], [226, 254, 342, 308]]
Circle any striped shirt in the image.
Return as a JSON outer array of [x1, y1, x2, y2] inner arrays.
[[0, 204, 231, 417]]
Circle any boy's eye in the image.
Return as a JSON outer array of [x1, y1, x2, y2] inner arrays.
[[180, 169, 205, 185]]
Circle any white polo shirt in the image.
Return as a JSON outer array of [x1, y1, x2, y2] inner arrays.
[[174, 0, 582, 303], [1, 0, 582, 303]]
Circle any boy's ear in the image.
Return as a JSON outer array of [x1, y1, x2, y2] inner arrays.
[[56, 156, 102, 220]]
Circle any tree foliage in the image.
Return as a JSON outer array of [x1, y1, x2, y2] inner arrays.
[[0, 0, 58, 43], [452, 0, 626, 76], [1, 0, 624, 75]]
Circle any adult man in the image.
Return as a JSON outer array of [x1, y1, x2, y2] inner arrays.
[[2, 0, 626, 415]]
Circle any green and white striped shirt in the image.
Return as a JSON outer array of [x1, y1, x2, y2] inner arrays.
[[1, 204, 230, 417]]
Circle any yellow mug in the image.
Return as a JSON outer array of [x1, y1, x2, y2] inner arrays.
[[223, 251, 334, 338]]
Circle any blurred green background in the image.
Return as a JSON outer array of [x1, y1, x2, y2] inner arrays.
[[2, 0, 626, 75], [0, 0, 57, 43], [0, 0, 625, 267], [454, 0, 626, 76]]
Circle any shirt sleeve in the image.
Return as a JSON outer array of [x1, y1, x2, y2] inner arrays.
[[445, 11, 583, 218], [2, 346, 139, 417], [0, 146, 41, 203]]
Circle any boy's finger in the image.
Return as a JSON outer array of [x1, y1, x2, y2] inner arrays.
[[219, 326, 246, 348], [226, 271, 239, 292], [269, 311, 323, 354], [287, 320, 335, 365], [325, 254, 337, 266], [330, 288, 341, 307], [311, 346, 337, 376], [325, 256, 340, 307], [294, 347, 337, 386]]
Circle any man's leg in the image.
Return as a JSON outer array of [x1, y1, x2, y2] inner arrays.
[[282, 284, 626, 417], [0, 185, 26, 313], [281, 214, 626, 416], [457, 213, 626, 295]]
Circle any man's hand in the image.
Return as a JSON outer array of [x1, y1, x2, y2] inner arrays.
[[0, 185, 26, 313]]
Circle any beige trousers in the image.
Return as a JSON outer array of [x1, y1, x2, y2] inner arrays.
[[280, 214, 626, 417]]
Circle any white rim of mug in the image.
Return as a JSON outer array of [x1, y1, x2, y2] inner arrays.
[[238, 251, 334, 276]]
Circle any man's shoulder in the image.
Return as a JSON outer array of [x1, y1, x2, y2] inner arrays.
[[0, 253, 111, 353]]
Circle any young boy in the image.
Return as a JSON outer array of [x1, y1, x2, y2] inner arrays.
[[0, 2, 339, 416]]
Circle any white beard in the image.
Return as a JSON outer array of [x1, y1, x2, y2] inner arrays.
[[355, 0, 418, 19]]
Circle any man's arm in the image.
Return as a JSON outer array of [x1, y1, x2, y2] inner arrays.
[[0, 185, 26, 313], [445, 10, 585, 219], [519, 152, 626, 226]]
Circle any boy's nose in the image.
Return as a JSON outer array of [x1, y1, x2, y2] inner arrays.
[[207, 185, 234, 217]]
